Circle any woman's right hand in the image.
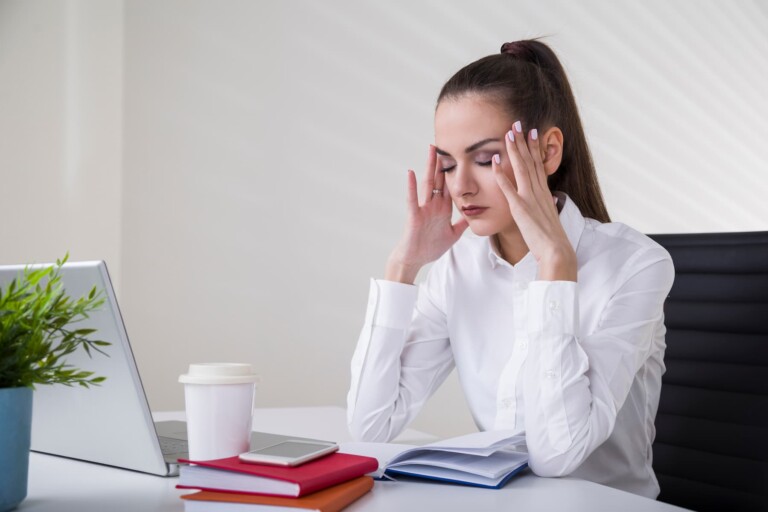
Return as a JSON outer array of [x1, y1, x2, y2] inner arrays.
[[385, 145, 469, 284]]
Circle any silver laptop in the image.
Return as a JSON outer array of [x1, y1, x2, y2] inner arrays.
[[0, 260, 315, 477]]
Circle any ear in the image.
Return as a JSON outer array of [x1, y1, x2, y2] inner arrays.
[[539, 126, 563, 176]]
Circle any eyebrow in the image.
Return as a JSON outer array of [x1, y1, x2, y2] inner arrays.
[[434, 138, 501, 157]]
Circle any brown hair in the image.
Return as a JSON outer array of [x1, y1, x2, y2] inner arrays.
[[436, 39, 611, 223]]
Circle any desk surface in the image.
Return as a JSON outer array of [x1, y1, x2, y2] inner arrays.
[[22, 406, 689, 512]]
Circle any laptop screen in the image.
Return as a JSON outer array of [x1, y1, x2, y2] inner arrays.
[[0, 261, 170, 476]]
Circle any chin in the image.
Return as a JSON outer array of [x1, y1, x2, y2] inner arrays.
[[467, 222, 499, 238]]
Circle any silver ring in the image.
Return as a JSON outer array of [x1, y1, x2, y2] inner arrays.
[[432, 189, 442, 195]]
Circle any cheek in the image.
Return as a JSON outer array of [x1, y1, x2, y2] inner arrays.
[[481, 172, 510, 202]]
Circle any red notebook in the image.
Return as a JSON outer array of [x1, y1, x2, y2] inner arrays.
[[177, 453, 378, 498]]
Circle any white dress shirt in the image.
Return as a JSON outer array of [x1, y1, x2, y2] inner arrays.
[[347, 194, 674, 498]]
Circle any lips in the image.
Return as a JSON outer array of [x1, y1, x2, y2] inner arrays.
[[461, 205, 488, 217]]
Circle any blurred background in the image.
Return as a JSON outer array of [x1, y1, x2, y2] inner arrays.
[[1, 0, 766, 438]]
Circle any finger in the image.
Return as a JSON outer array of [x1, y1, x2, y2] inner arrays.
[[512, 120, 541, 193], [492, 153, 520, 208], [422, 145, 437, 200], [504, 124, 532, 195], [528, 127, 549, 193], [527, 128, 559, 217], [406, 169, 419, 214], [433, 151, 446, 200]]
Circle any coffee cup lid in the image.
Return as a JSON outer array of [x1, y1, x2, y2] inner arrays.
[[179, 363, 260, 385]]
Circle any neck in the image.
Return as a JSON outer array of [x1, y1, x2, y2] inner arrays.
[[493, 227, 528, 266]]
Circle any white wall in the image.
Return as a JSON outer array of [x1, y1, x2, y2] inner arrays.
[[0, 0, 123, 286], [2, 0, 767, 438]]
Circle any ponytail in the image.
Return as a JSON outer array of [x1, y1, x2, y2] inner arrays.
[[437, 39, 611, 223]]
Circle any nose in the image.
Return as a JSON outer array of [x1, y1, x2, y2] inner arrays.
[[448, 163, 477, 198]]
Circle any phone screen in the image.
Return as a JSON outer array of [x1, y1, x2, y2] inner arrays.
[[252, 441, 332, 458]]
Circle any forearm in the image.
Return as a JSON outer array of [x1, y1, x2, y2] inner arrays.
[[347, 278, 454, 442], [522, 253, 672, 476], [347, 325, 410, 442]]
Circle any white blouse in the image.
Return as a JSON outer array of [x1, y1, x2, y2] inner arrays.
[[346, 195, 675, 498]]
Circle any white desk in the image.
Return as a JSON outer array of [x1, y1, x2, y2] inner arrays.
[[22, 406, 689, 512]]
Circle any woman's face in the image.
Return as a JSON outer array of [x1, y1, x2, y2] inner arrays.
[[434, 94, 517, 237]]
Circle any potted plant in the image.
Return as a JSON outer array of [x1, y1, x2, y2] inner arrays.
[[0, 255, 109, 512]]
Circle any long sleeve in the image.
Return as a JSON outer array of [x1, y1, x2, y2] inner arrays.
[[521, 246, 674, 477], [347, 273, 455, 442]]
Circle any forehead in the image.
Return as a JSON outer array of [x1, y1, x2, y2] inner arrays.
[[434, 95, 512, 150]]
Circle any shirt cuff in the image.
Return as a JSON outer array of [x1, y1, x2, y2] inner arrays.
[[370, 278, 418, 330], [527, 280, 578, 336]]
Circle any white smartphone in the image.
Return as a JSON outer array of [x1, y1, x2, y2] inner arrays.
[[238, 440, 339, 467]]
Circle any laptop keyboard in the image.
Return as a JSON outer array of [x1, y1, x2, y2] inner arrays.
[[158, 436, 188, 455]]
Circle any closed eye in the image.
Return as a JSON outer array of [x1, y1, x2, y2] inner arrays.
[[440, 160, 493, 173]]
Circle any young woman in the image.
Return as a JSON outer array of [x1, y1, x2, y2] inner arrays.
[[347, 39, 674, 499]]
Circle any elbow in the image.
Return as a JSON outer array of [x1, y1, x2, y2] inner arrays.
[[526, 433, 594, 478], [524, 405, 614, 478], [527, 453, 579, 478], [347, 410, 394, 443]]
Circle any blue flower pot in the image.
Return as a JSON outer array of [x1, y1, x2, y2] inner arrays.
[[0, 387, 32, 512]]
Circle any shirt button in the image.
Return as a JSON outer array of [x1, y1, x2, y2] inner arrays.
[[544, 370, 557, 379], [548, 300, 559, 311], [500, 398, 514, 409], [519, 341, 528, 350], [514, 282, 526, 291]]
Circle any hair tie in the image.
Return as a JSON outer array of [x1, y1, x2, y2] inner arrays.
[[499, 40, 540, 67], [500, 42, 519, 55]]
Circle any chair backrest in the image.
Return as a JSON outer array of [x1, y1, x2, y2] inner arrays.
[[648, 231, 768, 512]]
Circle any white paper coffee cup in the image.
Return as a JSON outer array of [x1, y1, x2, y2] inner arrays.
[[179, 363, 259, 461]]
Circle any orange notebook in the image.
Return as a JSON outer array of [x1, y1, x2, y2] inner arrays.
[[180, 476, 374, 512]]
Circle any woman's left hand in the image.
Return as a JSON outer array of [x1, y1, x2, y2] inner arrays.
[[492, 120, 577, 282]]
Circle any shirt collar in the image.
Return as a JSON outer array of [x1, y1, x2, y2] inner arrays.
[[486, 192, 586, 270]]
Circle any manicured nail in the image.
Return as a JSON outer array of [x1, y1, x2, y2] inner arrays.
[[507, 130, 514, 142], [553, 196, 558, 205], [531, 128, 538, 140], [514, 120, 522, 132], [493, 154, 501, 164]]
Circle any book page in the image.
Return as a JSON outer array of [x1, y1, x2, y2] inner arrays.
[[425, 430, 525, 450], [391, 430, 526, 460], [387, 448, 528, 480]]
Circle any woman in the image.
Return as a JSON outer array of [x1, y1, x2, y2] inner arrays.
[[347, 39, 674, 499]]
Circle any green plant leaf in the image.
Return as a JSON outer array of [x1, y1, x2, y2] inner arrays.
[[0, 255, 110, 389]]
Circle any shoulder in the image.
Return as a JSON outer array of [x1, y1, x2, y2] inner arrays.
[[580, 218, 674, 283], [587, 219, 671, 258]]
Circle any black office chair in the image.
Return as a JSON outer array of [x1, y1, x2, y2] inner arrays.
[[648, 231, 768, 512]]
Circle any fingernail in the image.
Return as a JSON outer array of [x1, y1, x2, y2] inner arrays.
[[514, 120, 522, 133], [507, 130, 514, 142], [531, 128, 538, 140], [493, 154, 501, 164], [553, 196, 558, 205]]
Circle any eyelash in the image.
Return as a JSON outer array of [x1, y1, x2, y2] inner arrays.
[[440, 160, 493, 173]]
